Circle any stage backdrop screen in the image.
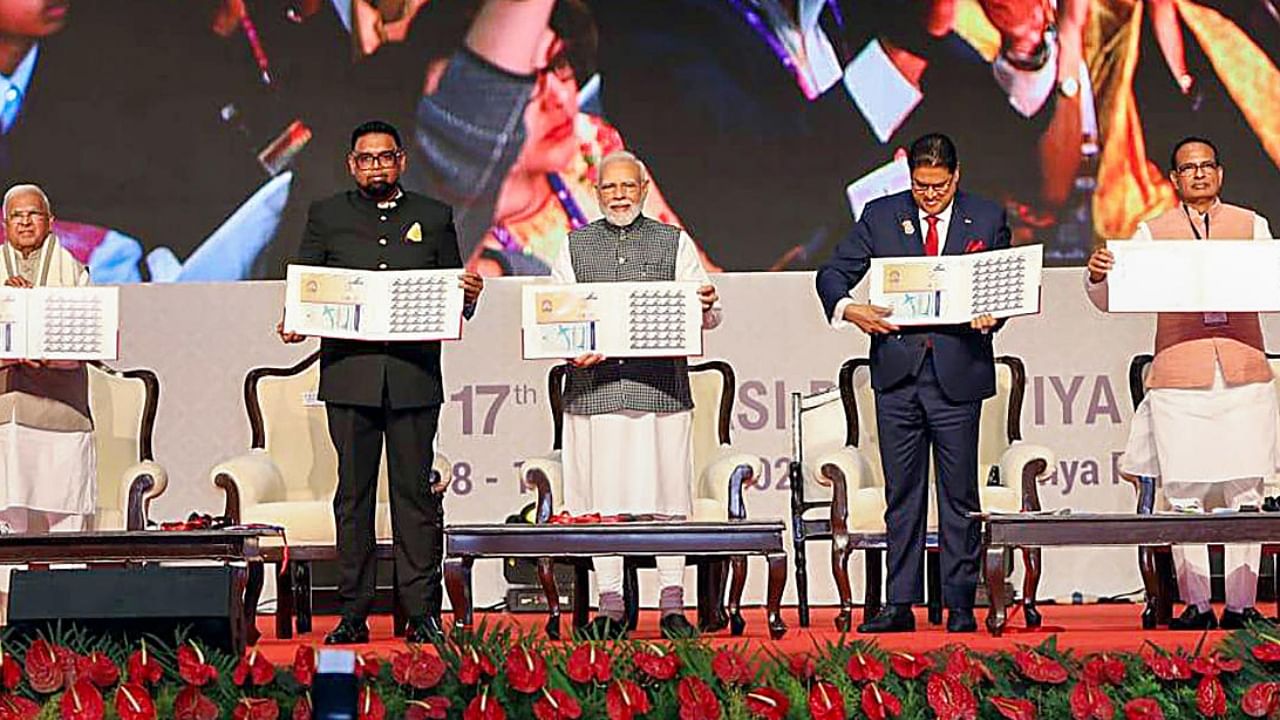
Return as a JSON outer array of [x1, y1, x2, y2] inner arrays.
[[1, 0, 1276, 282]]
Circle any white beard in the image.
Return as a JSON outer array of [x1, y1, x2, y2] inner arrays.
[[603, 204, 642, 227]]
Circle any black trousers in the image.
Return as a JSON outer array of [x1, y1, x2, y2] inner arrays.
[[326, 399, 443, 621], [874, 353, 983, 609]]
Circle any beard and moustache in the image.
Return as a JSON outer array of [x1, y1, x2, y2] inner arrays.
[[603, 197, 645, 228], [359, 177, 398, 201]]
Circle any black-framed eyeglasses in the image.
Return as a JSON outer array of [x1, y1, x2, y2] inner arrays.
[[911, 175, 954, 196], [352, 150, 403, 170], [1175, 160, 1219, 176]]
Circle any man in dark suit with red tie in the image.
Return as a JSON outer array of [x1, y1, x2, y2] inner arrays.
[[815, 133, 1009, 634]]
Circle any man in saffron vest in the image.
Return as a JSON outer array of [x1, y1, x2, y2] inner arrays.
[[1087, 136, 1277, 630]]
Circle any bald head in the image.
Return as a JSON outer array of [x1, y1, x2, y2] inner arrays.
[[3, 184, 53, 256]]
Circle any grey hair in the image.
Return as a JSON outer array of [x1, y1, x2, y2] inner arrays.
[[3, 184, 51, 217], [597, 151, 649, 184]]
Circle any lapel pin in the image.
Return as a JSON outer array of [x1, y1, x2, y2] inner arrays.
[[901, 220, 915, 235], [405, 222, 423, 242], [963, 217, 973, 224]]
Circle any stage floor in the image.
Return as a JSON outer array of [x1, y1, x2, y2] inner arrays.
[[253, 603, 1255, 663]]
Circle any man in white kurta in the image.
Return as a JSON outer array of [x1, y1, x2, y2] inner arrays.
[[551, 152, 721, 640], [1086, 137, 1277, 630], [0, 185, 96, 540]]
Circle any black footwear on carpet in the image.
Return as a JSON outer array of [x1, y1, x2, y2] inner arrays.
[[576, 616, 628, 641], [324, 618, 370, 645], [1169, 605, 1218, 631], [406, 615, 445, 644], [946, 608, 978, 633], [1220, 607, 1273, 630], [857, 605, 916, 634], [660, 614, 700, 640]]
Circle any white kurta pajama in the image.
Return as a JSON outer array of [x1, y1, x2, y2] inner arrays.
[[551, 228, 721, 609], [1088, 208, 1277, 612]]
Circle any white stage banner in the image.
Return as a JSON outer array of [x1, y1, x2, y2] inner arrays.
[[1107, 240, 1280, 312]]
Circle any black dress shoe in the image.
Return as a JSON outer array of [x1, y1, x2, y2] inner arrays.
[[1169, 605, 1218, 631], [947, 608, 977, 633], [660, 614, 699, 640], [406, 615, 445, 644], [857, 605, 915, 634], [576, 616, 628, 641], [324, 618, 370, 645], [1220, 607, 1274, 630]]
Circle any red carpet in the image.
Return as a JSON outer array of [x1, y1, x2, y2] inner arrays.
[[252, 604, 1248, 664]]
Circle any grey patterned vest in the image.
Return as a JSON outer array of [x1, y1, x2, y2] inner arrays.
[[563, 216, 694, 415]]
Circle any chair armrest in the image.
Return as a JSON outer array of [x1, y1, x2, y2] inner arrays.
[[698, 451, 764, 520], [813, 447, 865, 535], [210, 449, 286, 522], [430, 451, 453, 494], [121, 461, 168, 531], [997, 442, 1056, 512], [521, 451, 563, 523]]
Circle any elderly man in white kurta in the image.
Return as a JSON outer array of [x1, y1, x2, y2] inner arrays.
[[0, 184, 96, 541], [551, 151, 721, 640], [1086, 137, 1277, 630]]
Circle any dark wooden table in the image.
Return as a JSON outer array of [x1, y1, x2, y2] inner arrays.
[[0, 528, 281, 649], [978, 512, 1280, 636], [444, 521, 789, 639]]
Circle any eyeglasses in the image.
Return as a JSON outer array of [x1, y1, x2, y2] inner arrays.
[[6, 210, 48, 223], [352, 150, 403, 170], [1175, 161, 1219, 176], [911, 176, 954, 196]]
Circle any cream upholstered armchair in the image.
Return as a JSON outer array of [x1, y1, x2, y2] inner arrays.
[[87, 362, 168, 530], [210, 352, 451, 624], [521, 360, 765, 636], [791, 356, 1056, 632], [1125, 353, 1280, 627]]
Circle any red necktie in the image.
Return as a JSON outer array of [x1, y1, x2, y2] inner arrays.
[[924, 215, 940, 256]]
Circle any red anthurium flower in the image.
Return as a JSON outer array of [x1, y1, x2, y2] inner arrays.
[[0, 695, 41, 720], [788, 653, 816, 681], [808, 681, 845, 720], [126, 643, 163, 687], [744, 687, 788, 720], [944, 649, 994, 685], [1190, 653, 1243, 678], [505, 646, 549, 694], [533, 688, 582, 720], [177, 645, 218, 687], [712, 650, 751, 686], [1083, 654, 1126, 686], [291, 697, 312, 720], [173, 687, 219, 720], [1252, 641, 1280, 664], [232, 648, 276, 687], [1196, 676, 1227, 718], [927, 672, 977, 720], [114, 683, 156, 720], [990, 696, 1037, 720], [354, 653, 382, 680], [1142, 650, 1191, 682], [0, 650, 20, 691], [60, 679, 105, 720], [463, 691, 506, 720], [1122, 698, 1164, 720], [1068, 682, 1114, 720], [75, 653, 118, 689], [889, 652, 931, 679], [24, 639, 64, 694], [292, 647, 316, 688], [458, 648, 497, 685], [845, 651, 886, 683], [357, 688, 384, 720], [677, 677, 720, 720], [633, 647, 679, 681], [1241, 682, 1280, 718], [566, 645, 612, 684], [232, 697, 280, 720], [392, 649, 447, 690], [1014, 649, 1068, 685], [606, 680, 651, 720], [405, 697, 452, 720], [861, 683, 901, 720]]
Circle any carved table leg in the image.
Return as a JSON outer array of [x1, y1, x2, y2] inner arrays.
[[831, 535, 853, 632], [765, 553, 788, 640], [983, 546, 1009, 636], [1021, 547, 1043, 628], [728, 555, 748, 636], [243, 562, 263, 646], [295, 562, 313, 634], [537, 557, 561, 640], [444, 557, 474, 629], [275, 559, 294, 640]]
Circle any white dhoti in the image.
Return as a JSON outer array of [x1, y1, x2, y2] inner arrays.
[[1119, 361, 1278, 611], [563, 409, 693, 612]]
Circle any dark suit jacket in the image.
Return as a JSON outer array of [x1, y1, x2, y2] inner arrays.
[[816, 190, 1011, 402], [296, 188, 464, 409]]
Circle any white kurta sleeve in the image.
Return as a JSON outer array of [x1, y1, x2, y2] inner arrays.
[[1254, 215, 1273, 240], [675, 230, 721, 329], [550, 234, 576, 284]]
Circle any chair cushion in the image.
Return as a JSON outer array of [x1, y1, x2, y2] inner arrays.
[[243, 501, 394, 544]]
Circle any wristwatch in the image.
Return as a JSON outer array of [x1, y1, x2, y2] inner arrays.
[[1058, 76, 1080, 99]]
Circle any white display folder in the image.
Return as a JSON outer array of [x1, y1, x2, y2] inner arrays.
[[1105, 240, 1280, 312], [868, 245, 1043, 325], [0, 286, 120, 360], [521, 281, 703, 359], [283, 265, 465, 341]]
